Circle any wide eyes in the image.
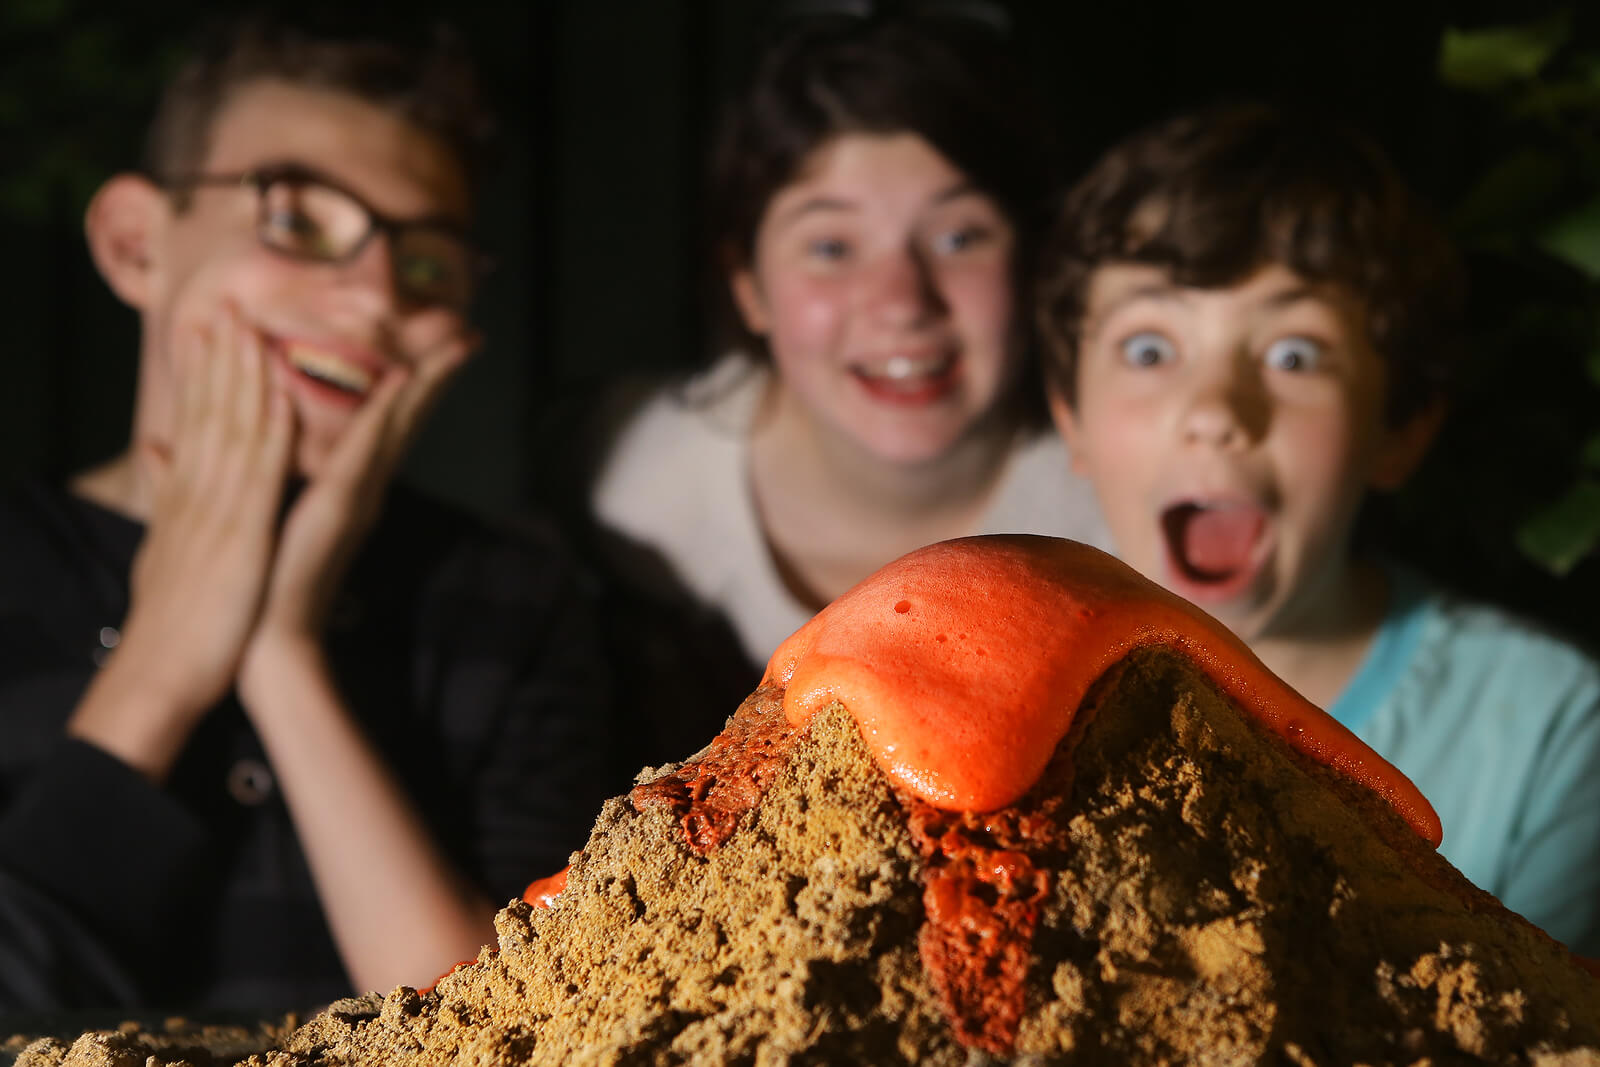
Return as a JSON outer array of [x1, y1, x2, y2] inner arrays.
[[1114, 332, 1326, 373], [1119, 331, 1177, 368], [929, 224, 992, 255], [806, 236, 850, 262], [800, 225, 993, 265], [263, 207, 339, 258], [1263, 336, 1324, 372]]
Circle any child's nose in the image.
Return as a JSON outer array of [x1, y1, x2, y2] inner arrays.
[[863, 246, 943, 327], [1181, 364, 1268, 447], [332, 232, 404, 316]]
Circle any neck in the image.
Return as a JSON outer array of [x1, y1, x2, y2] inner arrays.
[[77, 343, 171, 522], [752, 381, 1016, 519], [748, 381, 1020, 609], [1248, 558, 1390, 711]]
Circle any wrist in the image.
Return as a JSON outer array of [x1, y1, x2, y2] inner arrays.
[[67, 654, 210, 782], [237, 630, 329, 711]]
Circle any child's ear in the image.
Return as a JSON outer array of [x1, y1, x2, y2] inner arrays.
[[729, 267, 771, 337], [1369, 401, 1446, 491], [1045, 379, 1090, 475], [84, 174, 167, 310]]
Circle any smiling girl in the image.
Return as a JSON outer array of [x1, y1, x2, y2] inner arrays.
[[588, 11, 1108, 683]]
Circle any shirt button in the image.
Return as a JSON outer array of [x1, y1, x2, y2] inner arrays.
[[227, 759, 276, 806], [91, 626, 121, 667]]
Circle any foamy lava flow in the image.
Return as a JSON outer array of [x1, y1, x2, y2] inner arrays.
[[763, 535, 1442, 847]]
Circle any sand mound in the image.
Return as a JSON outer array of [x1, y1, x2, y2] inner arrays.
[[25, 650, 1599, 1066], [15, 537, 1600, 1065]]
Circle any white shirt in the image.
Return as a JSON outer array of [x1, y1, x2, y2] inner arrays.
[[592, 357, 1112, 666]]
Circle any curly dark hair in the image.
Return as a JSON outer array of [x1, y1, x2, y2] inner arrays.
[[143, 7, 495, 202], [1036, 101, 1466, 427]]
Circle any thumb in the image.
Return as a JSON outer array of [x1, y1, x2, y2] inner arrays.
[[384, 331, 478, 453]]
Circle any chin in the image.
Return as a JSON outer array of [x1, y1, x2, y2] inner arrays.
[[1149, 571, 1262, 641], [853, 419, 982, 468], [866, 441, 963, 469]]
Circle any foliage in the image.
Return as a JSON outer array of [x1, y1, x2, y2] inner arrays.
[[1437, 9, 1600, 579], [0, 2, 193, 224]]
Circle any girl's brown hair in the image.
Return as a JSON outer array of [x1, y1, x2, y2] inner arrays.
[[707, 13, 1057, 377]]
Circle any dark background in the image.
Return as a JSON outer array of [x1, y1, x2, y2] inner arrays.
[[1, 0, 1595, 635]]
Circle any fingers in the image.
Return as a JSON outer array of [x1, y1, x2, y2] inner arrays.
[[391, 330, 478, 433], [159, 302, 294, 525], [234, 308, 268, 446], [135, 438, 171, 480], [240, 313, 295, 485], [254, 331, 473, 639], [193, 302, 239, 491], [320, 330, 477, 494], [165, 316, 211, 500], [121, 305, 293, 714], [133, 438, 173, 520], [379, 330, 477, 465], [314, 362, 411, 496]]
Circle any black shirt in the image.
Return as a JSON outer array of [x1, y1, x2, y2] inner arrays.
[[0, 478, 618, 1020]]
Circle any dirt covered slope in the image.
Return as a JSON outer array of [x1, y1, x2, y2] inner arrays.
[[16, 535, 1600, 1066], [24, 646, 1596, 1067], [364, 650, 1598, 1066]]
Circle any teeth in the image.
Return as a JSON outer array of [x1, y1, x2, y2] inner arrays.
[[286, 343, 373, 395], [871, 354, 952, 381]]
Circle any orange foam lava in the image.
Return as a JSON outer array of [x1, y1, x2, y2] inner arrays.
[[763, 535, 1441, 847]]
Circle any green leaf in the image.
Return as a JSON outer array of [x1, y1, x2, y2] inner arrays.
[[1439, 11, 1572, 91], [1581, 52, 1600, 93], [1506, 74, 1600, 122], [1538, 194, 1600, 280], [1583, 432, 1600, 470], [2, 0, 70, 30], [1450, 149, 1567, 239], [1517, 479, 1600, 575]]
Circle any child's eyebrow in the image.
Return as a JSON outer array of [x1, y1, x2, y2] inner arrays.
[[1262, 285, 1323, 310], [769, 196, 859, 228], [770, 182, 985, 229], [1083, 282, 1186, 335], [930, 181, 984, 206]]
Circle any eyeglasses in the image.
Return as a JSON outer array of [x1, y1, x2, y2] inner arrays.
[[158, 163, 490, 311]]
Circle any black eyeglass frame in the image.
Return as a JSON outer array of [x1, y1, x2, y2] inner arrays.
[[154, 161, 494, 308]]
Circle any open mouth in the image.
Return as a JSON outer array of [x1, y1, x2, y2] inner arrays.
[[850, 352, 959, 403], [284, 342, 374, 398], [1161, 500, 1268, 585]]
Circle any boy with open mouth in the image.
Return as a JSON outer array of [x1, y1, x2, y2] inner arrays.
[[1037, 101, 1600, 957]]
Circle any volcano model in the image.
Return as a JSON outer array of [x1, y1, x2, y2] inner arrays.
[[16, 537, 1600, 1066]]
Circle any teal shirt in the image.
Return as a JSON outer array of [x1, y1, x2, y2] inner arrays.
[[1329, 568, 1600, 956]]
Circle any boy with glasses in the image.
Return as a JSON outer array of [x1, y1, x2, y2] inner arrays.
[[0, 12, 613, 1017], [156, 164, 488, 317]]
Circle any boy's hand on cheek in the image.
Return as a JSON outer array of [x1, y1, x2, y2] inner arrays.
[[71, 303, 295, 778], [237, 329, 476, 707]]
